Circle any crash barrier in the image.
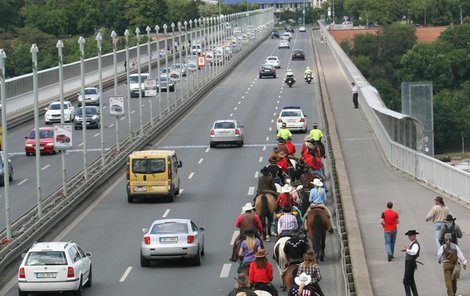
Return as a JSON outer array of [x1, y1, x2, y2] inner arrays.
[[0, 13, 274, 275]]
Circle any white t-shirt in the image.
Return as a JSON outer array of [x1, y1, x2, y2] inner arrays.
[[352, 85, 358, 94]]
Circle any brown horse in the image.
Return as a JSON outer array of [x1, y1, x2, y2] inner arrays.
[[305, 207, 329, 261], [254, 193, 277, 241], [230, 212, 261, 262], [281, 263, 299, 291]]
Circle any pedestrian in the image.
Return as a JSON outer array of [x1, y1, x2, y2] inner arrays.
[[380, 201, 399, 261], [402, 230, 421, 296], [123, 60, 127, 72], [439, 214, 463, 246], [425, 196, 450, 250], [351, 82, 359, 108], [227, 273, 258, 296], [437, 233, 467, 296]]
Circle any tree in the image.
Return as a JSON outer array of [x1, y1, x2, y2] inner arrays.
[[0, 0, 24, 31], [124, 0, 169, 29]]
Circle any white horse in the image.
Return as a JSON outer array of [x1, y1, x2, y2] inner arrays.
[[254, 291, 272, 296], [273, 236, 291, 272]]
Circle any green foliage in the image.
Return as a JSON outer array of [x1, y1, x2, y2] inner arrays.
[[353, 55, 372, 77]]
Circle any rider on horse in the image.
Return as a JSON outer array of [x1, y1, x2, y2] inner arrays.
[[309, 123, 326, 159], [254, 166, 279, 205], [303, 179, 334, 234], [236, 203, 264, 235], [266, 155, 284, 185], [249, 249, 279, 296], [277, 122, 293, 141], [285, 137, 296, 155], [277, 205, 299, 238], [284, 230, 309, 267], [238, 228, 262, 273]]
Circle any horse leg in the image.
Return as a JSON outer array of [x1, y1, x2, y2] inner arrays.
[[230, 239, 239, 262]]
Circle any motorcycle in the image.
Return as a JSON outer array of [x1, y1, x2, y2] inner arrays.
[[285, 77, 295, 88], [305, 74, 313, 84]]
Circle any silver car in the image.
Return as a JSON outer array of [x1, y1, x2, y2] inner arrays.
[[209, 119, 244, 148], [77, 87, 100, 106], [171, 63, 187, 76], [141, 219, 205, 266]]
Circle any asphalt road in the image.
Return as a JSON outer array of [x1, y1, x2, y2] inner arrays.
[[1, 30, 345, 295]]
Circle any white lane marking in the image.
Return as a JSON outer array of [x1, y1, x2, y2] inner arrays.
[[119, 267, 133, 282], [241, 96, 245, 99], [248, 87, 251, 91], [263, 146, 267, 151], [120, 117, 126, 121], [278, 96, 281, 99], [273, 112, 276, 116], [231, 230, 240, 245], [277, 100, 280, 104], [94, 133, 100, 137], [269, 127, 272, 132], [108, 124, 114, 128], [280, 90, 283, 94], [271, 119, 274, 123], [18, 179, 28, 185], [78, 142, 84, 147], [229, 113, 233, 117], [103, 105, 107, 109], [275, 106, 278, 110], [162, 209, 171, 218], [234, 107, 238, 111], [205, 147, 210, 153], [266, 136, 270, 141], [198, 158, 203, 164], [179, 189, 184, 195], [220, 264, 232, 278], [238, 101, 241, 104], [131, 110, 136, 114], [188, 172, 194, 179], [247, 186, 255, 195], [41, 164, 50, 171], [245, 91, 248, 94], [254, 171, 259, 178], [259, 157, 263, 163]]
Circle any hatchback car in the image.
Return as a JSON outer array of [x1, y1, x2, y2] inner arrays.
[[265, 56, 281, 69], [44, 101, 75, 124], [74, 106, 100, 129], [258, 64, 276, 79], [299, 26, 307, 32], [276, 106, 307, 132], [141, 218, 205, 267], [282, 32, 292, 41], [271, 31, 280, 39], [210, 119, 244, 148], [157, 75, 176, 92], [77, 87, 100, 107], [292, 49, 306, 60], [25, 127, 56, 156], [18, 241, 92, 296], [0, 152, 13, 186], [278, 40, 290, 49]]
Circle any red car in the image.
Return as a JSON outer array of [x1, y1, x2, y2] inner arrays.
[[24, 127, 56, 156]]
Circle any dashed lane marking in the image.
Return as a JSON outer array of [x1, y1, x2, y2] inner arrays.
[[241, 96, 245, 99], [266, 136, 270, 141], [131, 110, 136, 114], [205, 147, 210, 153], [269, 127, 272, 132], [198, 158, 203, 164], [231, 230, 240, 245], [254, 171, 259, 178], [78, 142, 83, 147], [188, 172, 194, 179], [259, 157, 263, 163], [119, 267, 133, 282], [234, 107, 238, 111], [273, 112, 276, 116], [162, 209, 170, 218], [238, 101, 241, 104], [108, 124, 114, 128], [94, 133, 100, 137], [277, 100, 280, 104], [275, 106, 278, 110], [271, 119, 274, 123], [120, 117, 126, 121], [229, 113, 233, 117], [179, 189, 184, 195], [263, 146, 267, 151], [41, 164, 50, 171], [18, 179, 28, 185], [247, 186, 255, 196], [220, 264, 231, 278]]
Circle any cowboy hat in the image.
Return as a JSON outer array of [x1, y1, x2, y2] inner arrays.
[[404, 230, 419, 236], [306, 142, 314, 149], [434, 196, 444, 203], [294, 272, 312, 286], [269, 155, 279, 163], [445, 214, 456, 221], [272, 147, 280, 153], [281, 184, 292, 193], [242, 202, 255, 212], [255, 248, 267, 258], [304, 135, 312, 142], [311, 179, 323, 187]]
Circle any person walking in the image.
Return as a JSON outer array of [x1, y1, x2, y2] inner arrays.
[[437, 233, 467, 296], [123, 60, 127, 72], [439, 214, 463, 246], [425, 196, 450, 250], [380, 201, 399, 261], [351, 82, 359, 108], [402, 230, 421, 296]]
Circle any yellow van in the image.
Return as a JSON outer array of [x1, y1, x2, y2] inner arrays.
[[127, 150, 182, 203]]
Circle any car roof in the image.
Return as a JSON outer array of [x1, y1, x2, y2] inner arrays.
[[130, 73, 149, 77], [50, 101, 72, 105], [152, 218, 190, 225], [282, 106, 302, 109], [266, 56, 279, 59], [294, 49, 304, 51], [214, 119, 237, 124], [84, 86, 98, 90], [29, 241, 70, 251], [32, 127, 54, 131], [129, 150, 176, 158], [261, 64, 274, 67]]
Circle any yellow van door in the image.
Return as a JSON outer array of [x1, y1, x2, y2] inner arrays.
[[130, 157, 168, 194]]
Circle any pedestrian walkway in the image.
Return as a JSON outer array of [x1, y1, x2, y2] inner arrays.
[[314, 30, 470, 296]]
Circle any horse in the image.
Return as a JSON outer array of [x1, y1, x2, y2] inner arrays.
[[230, 212, 261, 262], [281, 263, 299, 292], [273, 236, 291, 274], [254, 290, 272, 296], [296, 187, 311, 217], [305, 207, 329, 261], [254, 193, 277, 241]]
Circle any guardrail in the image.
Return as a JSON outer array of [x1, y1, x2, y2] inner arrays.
[[0, 16, 273, 276]]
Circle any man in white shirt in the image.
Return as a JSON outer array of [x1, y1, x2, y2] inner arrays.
[[437, 233, 467, 296], [352, 82, 358, 108]]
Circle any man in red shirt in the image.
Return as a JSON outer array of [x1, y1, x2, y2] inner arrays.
[[285, 137, 296, 155], [276, 184, 294, 209], [380, 201, 400, 261]]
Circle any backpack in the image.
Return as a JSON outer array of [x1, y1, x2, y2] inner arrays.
[[441, 224, 457, 244], [445, 245, 458, 264]]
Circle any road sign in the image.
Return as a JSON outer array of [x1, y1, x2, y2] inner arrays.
[[109, 96, 125, 116], [188, 59, 198, 71], [205, 51, 213, 62], [144, 79, 157, 96], [54, 124, 72, 150], [198, 56, 206, 68]]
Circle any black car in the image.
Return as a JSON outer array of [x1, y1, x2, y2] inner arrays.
[[74, 106, 100, 129], [286, 26, 294, 33], [0, 152, 13, 186], [292, 49, 305, 60], [271, 31, 280, 39], [258, 64, 276, 79]]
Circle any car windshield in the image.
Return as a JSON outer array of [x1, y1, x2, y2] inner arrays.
[[267, 57, 277, 61], [76, 107, 97, 116], [261, 66, 272, 70], [294, 50, 303, 54], [214, 121, 235, 129], [159, 76, 168, 82], [132, 158, 165, 174], [281, 111, 302, 117], [151, 222, 188, 234], [84, 89, 97, 95], [48, 103, 69, 110], [129, 75, 147, 83], [26, 251, 67, 266], [28, 130, 53, 139]]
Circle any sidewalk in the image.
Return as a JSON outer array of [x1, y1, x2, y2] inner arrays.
[[314, 30, 470, 296]]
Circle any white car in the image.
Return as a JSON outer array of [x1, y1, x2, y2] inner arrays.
[[44, 101, 75, 124], [281, 32, 292, 41], [276, 106, 307, 132], [129, 73, 150, 97], [265, 56, 281, 69], [77, 87, 100, 107], [18, 241, 92, 296], [299, 26, 307, 32], [279, 40, 290, 49]]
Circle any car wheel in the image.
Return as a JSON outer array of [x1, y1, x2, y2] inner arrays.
[[140, 251, 151, 267], [168, 188, 175, 202], [75, 278, 83, 296], [18, 288, 28, 296], [127, 194, 134, 203], [238, 140, 244, 147], [84, 266, 92, 287], [259, 74, 262, 79], [192, 247, 201, 266], [273, 75, 276, 78], [209, 143, 215, 148], [9, 169, 13, 182]]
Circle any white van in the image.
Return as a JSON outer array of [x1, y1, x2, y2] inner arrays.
[[129, 73, 150, 97]]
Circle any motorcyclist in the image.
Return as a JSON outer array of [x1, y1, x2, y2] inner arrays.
[[285, 69, 295, 83], [304, 67, 313, 79]]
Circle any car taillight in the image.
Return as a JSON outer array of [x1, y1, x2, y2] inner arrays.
[[19, 267, 25, 279], [210, 129, 214, 136], [235, 129, 240, 135], [277, 118, 283, 123], [187, 235, 195, 244], [300, 118, 305, 122], [67, 267, 75, 278], [144, 236, 151, 245]]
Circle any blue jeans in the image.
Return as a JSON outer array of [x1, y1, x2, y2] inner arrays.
[[434, 222, 445, 250], [384, 230, 397, 257]]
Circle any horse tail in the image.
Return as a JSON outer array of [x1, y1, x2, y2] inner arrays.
[[261, 194, 269, 219], [312, 214, 323, 255]]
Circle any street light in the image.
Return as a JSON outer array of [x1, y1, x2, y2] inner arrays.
[[78, 36, 88, 180], [146, 26, 154, 126], [135, 27, 143, 135], [462, 132, 465, 154], [56, 40, 68, 199]]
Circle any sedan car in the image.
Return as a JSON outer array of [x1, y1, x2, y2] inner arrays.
[[265, 56, 281, 69], [282, 32, 292, 41], [271, 31, 280, 39], [141, 218, 205, 266], [276, 106, 307, 132], [210, 119, 244, 148], [279, 40, 290, 49], [0, 152, 13, 186], [18, 241, 92, 295], [25, 127, 56, 156], [258, 64, 276, 79], [77, 87, 100, 107], [299, 26, 307, 32], [44, 101, 75, 124], [292, 49, 306, 60], [74, 106, 100, 129], [171, 63, 187, 77], [157, 75, 176, 92]]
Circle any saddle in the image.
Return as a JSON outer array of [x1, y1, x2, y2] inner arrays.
[[309, 204, 326, 210]]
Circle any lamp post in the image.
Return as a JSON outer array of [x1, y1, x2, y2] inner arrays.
[[178, 22, 183, 104], [96, 33, 105, 166], [110, 31, 120, 152], [124, 29, 133, 140], [56, 40, 68, 199], [135, 27, 143, 135], [462, 132, 465, 154], [155, 25, 162, 118], [78, 37, 88, 180], [163, 24, 170, 112], [146, 26, 154, 126], [184, 21, 190, 96]]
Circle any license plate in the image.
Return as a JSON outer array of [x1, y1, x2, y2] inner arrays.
[[36, 272, 56, 278], [134, 187, 146, 192], [160, 237, 178, 243], [40, 147, 44, 150]]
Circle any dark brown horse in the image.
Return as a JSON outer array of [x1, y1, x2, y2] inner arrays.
[[230, 212, 261, 262], [281, 263, 299, 291], [296, 188, 311, 217], [254, 193, 277, 241], [305, 207, 329, 261]]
